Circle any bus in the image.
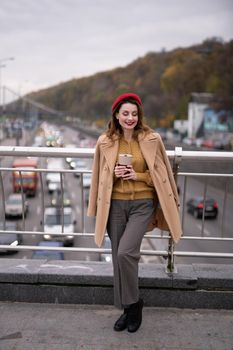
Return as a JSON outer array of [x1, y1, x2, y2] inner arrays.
[[12, 158, 38, 196]]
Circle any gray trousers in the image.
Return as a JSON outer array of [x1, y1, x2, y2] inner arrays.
[[107, 199, 154, 309]]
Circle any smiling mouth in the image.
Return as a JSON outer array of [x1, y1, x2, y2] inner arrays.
[[125, 122, 135, 126]]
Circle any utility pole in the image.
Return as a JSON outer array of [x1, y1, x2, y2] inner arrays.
[[0, 57, 14, 116]]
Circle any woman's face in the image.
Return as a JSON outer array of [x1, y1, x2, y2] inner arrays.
[[116, 102, 138, 131]]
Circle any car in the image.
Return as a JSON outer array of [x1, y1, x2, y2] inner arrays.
[[46, 172, 66, 195], [42, 207, 76, 246], [0, 221, 22, 253], [73, 160, 88, 177], [201, 139, 215, 149], [46, 158, 64, 193], [32, 241, 64, 260], [187, 197, 218, 219], [5, 193, 29, 218], [69, 158, 83, 170], [64, 144, 77, 165], [82, 173, 92, 188], [48, 180, 61, 194], [46, 158, 64, 174], [100, 237, 112, 263], [84, 188, 90, 206], [51, 189, 72, 207]]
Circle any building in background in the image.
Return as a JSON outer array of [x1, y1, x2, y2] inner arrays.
[[187, 93, 233, 150]]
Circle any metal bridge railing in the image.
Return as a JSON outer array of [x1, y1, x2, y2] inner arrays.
[[0, 145, 233, 272]]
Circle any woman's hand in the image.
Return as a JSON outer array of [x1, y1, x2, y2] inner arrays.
[[114, 165, 127, 178], [114, 165, 136, 180]]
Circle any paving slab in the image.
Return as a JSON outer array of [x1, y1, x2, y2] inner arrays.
[[0, 302, 232, 350]]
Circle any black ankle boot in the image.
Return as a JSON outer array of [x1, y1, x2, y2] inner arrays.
[[127, 298, 144, 333], [113, 308, 128, 331]]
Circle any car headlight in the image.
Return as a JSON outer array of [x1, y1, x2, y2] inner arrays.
[[105, 255, 111, 263]]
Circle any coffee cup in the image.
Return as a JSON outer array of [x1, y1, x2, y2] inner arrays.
[[118, 154, 133, 166]]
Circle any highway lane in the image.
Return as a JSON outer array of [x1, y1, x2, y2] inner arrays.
[[0, 124, 99, 261], [144, 175, 233, 265], [178, 176, 233, 238]]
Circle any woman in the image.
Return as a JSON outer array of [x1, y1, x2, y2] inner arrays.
[[87, 92, 182, 333]]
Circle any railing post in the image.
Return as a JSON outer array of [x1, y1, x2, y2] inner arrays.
[[167, 236, 175, 273], [167, 146, 182, 273]]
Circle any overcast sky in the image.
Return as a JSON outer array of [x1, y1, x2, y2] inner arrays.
[[0, 0, 233, 101]]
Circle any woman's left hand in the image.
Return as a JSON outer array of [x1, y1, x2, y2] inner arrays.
[[121, 165, 137, 181]]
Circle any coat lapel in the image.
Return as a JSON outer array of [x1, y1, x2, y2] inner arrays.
[[139, 133, 158, 170], [100, 136, 119, 173]]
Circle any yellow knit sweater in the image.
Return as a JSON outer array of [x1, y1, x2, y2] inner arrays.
[[112, 137, 155, 200]]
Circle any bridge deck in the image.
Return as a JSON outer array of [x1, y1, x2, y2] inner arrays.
[[0, 301, 232, 350]]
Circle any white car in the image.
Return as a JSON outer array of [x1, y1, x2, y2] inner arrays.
[[46, 173, 63, 194], [42, 207, 76, 246], [73, 160, 88, 177], [82, 173, 92, 188], [5, 193, 29, 218]]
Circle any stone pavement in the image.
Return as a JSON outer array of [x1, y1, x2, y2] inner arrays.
[[0, 302, 232, 350]]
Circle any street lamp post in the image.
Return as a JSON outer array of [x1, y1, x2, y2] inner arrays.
[[0, 57, 14, 115]]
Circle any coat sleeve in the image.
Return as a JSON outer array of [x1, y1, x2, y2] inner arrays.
[[158, 135, 180, 207], [87, 138, 101, 217]]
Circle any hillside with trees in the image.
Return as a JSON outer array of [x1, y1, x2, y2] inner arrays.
[[29, 37, 233, 128]]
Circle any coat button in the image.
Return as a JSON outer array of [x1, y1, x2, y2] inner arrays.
[[163, 178, 166, 183], [169, 193, 172, 197]]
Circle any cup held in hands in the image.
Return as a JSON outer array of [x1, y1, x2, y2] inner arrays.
[[118, 154, 132, 166]]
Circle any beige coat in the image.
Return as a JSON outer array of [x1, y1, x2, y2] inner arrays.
[[87, 132, 182, 247]]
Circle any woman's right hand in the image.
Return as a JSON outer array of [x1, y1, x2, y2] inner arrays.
[[114, 164, 127, 178]]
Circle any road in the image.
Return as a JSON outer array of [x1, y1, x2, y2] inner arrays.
[[0, 123, 232, 265]]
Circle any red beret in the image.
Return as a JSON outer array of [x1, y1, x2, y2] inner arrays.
[[111, 93, 142, 111]]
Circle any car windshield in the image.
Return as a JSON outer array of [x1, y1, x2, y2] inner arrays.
[[7, 197, 22, 204], [198, 198, 215, 205], [45, 213, 72, 225], [15, 178, 34, 184]]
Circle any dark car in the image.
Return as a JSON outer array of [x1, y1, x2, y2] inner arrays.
[[187, 197, 218, 219], [32, 241, 64, 260], [0, 221, 22, 253]]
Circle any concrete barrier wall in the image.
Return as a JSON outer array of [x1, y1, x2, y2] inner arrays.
[[0, 259, 232, 309]]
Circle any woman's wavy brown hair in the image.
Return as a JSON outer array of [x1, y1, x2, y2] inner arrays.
[[106, 97, 151, 140]]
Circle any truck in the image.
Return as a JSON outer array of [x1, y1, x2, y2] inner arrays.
[[12, 158, 38, 196]]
